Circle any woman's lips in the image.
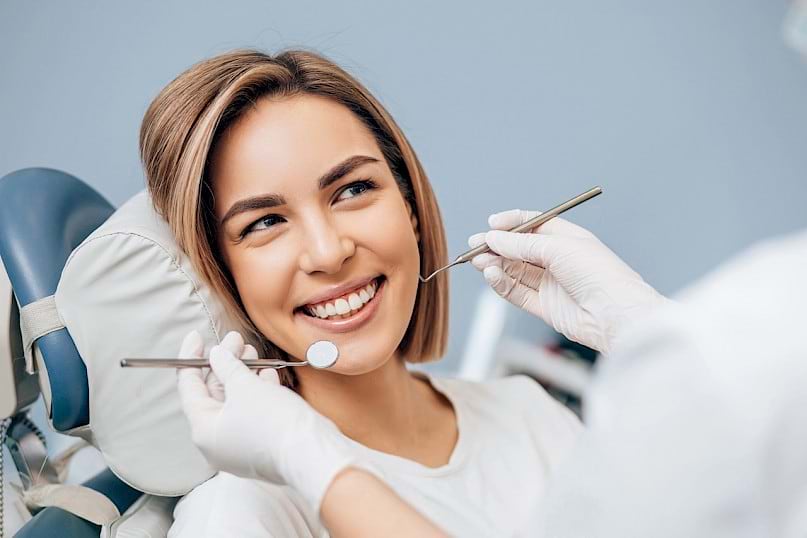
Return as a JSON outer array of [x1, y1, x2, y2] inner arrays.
[[296, 278, 385, 334]]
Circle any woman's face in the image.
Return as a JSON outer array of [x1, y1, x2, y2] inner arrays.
[[210, 94, 421, 375]]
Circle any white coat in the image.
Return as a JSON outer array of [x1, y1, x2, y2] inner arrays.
[[531, 229, 807, 537]]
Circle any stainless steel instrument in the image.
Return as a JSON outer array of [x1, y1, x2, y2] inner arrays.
[[418, 186, 603, 283], [121, 339, 339, 370], [120, 358, 307, 369]]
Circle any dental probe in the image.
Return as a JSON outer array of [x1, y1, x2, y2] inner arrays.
[[120, 339, 340, 370], [418, 186, 603, 283]]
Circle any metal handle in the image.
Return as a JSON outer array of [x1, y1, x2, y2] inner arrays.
[[418, 185, 603, 283], [120, 358, 308, 369], [456, 185, 602, 264]]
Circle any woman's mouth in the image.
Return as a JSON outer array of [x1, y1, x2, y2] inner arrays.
[[295, 276, 386, 333]]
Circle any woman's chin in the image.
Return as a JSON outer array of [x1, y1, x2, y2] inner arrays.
[[328, 358, 393, 376], [289, 278, 410, 376]]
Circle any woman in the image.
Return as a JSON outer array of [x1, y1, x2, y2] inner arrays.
[[141, 49, 582, 537]]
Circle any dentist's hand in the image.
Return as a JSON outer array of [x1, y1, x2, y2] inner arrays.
[[469, 210, 670, 354], [175, 330, 368, 512]]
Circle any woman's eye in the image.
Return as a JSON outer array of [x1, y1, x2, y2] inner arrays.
[[239, 180, 377, 240], [335, 179, 377, 202], [243, 214, 285, 237]]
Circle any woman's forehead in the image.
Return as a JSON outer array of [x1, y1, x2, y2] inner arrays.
[[211, 94, 384, 200]]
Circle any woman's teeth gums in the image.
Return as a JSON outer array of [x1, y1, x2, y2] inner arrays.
[[305, 279, 379, 320]]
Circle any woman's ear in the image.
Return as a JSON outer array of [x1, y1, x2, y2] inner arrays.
[[407, 202, 420, 243]]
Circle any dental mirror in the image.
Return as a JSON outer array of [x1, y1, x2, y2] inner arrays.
[[121, 340, 340, 370], [305, 340, 339, 369]]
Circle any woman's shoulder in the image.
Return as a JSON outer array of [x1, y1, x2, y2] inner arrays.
[[434, 373, 556, 405], [168, 472, 326, 538], [433, 374, 583, 433]]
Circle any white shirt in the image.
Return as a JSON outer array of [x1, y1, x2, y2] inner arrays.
[[533, 229, 807, 537], [169, 374, 582, 537]]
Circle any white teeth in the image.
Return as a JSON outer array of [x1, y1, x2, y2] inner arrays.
[[304, 278, 382, 320], [348, 293, 362, 310], [334, 298, 351, 315]]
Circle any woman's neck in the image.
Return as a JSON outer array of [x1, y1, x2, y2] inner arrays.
[[295, 353, 457, 467]]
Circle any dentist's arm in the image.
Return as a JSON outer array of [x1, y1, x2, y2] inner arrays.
[[469, 210, 670, 354], [176, 331, 447, 538]]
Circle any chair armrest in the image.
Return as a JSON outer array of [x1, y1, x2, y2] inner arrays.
[[14, 506, 100, 538], [14, 468, 143, 538], [103, 494, 178, 538]]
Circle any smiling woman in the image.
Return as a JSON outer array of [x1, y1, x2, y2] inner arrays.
[[141, 50, 447, 387], [211, 94, 437, 385], [140, 50, 582, 537]]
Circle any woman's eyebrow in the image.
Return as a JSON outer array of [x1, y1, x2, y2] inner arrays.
[[220, 193, 286, 227], [318, 155, 380, 190], [220, 154, 380, 227]]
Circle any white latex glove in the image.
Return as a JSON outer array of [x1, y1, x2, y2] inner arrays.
[[468, 210, 670, 354], [175, 330, 370, 511]]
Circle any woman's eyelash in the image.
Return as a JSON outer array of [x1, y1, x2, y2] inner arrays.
[[239, 178, 379, 239], [240, 213, 286, 239], [335, 178, 378, 200]]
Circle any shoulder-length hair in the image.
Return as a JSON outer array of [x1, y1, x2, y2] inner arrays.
[[140, 49, 448, 384]]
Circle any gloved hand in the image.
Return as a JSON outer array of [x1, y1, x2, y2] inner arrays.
[[175, 330, 370, 512], [468, 210, 670, 354]]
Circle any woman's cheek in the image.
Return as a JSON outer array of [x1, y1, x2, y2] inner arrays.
[[234, 247, 292, 318], [368, 201, 419, 260]]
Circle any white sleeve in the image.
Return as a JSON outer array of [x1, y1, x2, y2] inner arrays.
[[532, 311, 749, 538], [515, 375, 584, 436], [168, 473, 327, 538], [529, 231, 807, 538], [504, 375, 583, 444]]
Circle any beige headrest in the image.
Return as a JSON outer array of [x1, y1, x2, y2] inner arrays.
[[56, 191, 249, 495]]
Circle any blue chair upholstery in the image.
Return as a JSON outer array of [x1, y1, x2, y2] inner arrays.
[[15, 506, 100, 538], [0, 168, 113, 431], [0, 169, 143, 536], [15, 469, 143, 538]]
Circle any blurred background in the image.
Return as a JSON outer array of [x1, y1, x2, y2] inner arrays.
[[2, 0, 806, 372]]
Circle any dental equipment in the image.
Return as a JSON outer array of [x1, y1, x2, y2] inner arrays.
[[120, 339, 340, 370], [305, 339, 339, 369], [418, 186, 603, 283]]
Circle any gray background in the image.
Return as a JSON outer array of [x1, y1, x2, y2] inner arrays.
[[2, 0, 806, 372]]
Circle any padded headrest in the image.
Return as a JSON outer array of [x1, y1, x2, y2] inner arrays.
[[55, 190, 249, 496], [1, 257, 38, 418], [0, 168, 114, 430]]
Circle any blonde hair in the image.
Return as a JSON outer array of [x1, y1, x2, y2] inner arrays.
[[140, 49, 448, 382]]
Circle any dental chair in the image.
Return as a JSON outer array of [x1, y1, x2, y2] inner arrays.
[[0, 168, 250, 537]]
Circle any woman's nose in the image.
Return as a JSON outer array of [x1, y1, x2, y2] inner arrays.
[[298, 220, 356, 275]]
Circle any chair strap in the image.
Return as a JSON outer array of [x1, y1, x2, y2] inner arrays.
[[22, 483, 121, 525], [18, 295, 64, 374]]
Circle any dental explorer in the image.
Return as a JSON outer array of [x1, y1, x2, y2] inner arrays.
[[120, 339, 339, 370], [418, 185, 603, 283]]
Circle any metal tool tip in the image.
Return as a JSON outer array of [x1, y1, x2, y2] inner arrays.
[[418, 259, 461, 283]]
